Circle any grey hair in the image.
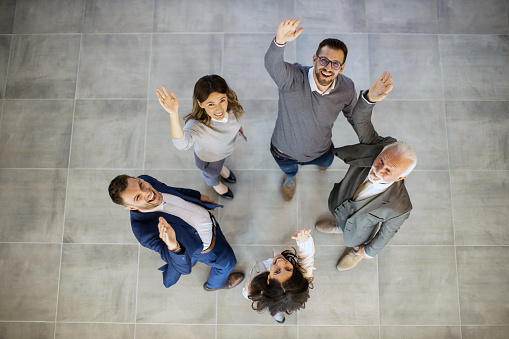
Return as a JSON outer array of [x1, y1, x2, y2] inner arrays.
[[382, 141, 417, 178]]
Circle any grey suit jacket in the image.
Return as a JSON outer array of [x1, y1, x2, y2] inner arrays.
[[328, 92, 412, 257]]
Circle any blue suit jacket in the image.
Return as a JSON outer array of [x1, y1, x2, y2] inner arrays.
[[130, 175, 222, 288]]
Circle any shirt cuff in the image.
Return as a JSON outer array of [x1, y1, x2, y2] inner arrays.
[[273, 38, 286, 47], [171, 242, 183, 254], [361, 90, 376, 105]]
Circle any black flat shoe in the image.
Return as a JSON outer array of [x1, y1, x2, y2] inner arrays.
[[217, 187, 234, 199], [220, 170, 236, 183]]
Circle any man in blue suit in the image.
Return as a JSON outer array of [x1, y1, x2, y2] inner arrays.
[[108, 174, 244, 290]]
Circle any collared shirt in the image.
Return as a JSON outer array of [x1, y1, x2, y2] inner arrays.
[[354, 175, 394, 201], [212, 112, 229, 123], [308, 67, 335, 95], [140, 193, 213, 250]]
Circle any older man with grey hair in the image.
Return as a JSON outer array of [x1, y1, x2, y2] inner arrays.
[[316, 72, 417, 271]]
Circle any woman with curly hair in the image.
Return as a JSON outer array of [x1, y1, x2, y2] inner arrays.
[[157, 75, 244, 199], [243, 229, 315, 323]]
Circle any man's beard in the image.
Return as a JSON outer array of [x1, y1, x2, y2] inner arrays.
[[315, 67, 335, 87], [368, 166, 391, 184]]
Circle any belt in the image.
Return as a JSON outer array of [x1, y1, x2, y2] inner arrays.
[[271, 143, 297, 161], [200, 213, 217, 254]]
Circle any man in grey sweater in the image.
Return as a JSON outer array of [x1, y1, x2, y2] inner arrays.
[[265, 19, 357, 201]]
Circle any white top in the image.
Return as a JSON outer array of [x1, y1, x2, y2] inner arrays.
[[242, 236, 315, 299], [140, 193, 213, 250]]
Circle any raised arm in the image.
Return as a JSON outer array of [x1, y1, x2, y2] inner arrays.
[[352, 72, 393, 145], [265, 19, 305, 90], [292, 229, 315, 280], [156, 86, 184, 139]]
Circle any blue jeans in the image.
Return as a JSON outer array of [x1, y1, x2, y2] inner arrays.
[[270, 142, 335, 184]]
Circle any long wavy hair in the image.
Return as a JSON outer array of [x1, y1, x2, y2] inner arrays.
[[248, 248, 312, 317], [184, 75, 244, 127]]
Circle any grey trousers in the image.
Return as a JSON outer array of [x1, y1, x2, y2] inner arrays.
[[194, 153, 226, 186]]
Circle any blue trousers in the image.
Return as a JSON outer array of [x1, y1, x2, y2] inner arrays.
[[270, 142, 335, 179], [193, 220, 237, 289]]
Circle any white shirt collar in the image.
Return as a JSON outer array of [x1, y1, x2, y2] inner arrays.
[[308, 67, 335, 95], [211, 112, 229, 123]]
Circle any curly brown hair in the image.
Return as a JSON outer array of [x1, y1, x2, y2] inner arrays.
[[248, 248, 312, 317], [108, 174, 131, 205], [184, 75, 244, 127]]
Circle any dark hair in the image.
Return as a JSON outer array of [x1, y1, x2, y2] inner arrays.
[[316, 38, 348, 64], [108, 174, 131, 205], [248, 248, 312, 317], [185, 74, 244, 127]]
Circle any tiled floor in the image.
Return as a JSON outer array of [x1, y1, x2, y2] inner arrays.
[[0, 1, 508, 338]]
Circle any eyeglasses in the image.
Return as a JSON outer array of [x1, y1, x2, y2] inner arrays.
[[317, 56, 343, 70]]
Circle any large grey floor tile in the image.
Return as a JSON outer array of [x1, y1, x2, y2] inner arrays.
[[55, 323, 134, 339], [295, 0, 366, 33], [13, 0, 85, 33], [144, 99, 198, 170], [300, 245, 379, 325], [223, 34, 282, 100], [224, 0, 294, 32], [217, 245, 297, 325], [451, 171, 509, 245], [0, 243, 60, 321], [64, 169, 139, 244], [379, 246, 460, 325], [0, 100, 73, 168], [154, 0, 224, 32], [440, 35, 509, 101], [83, 0, 153, 33], [57, 244, 138, 322], [77, 34, 150, 98], [0, 322, 55, 339], [462, 326, 509, 339], [457, 246, 509, 325], [438, 0, 508, 34], [380, 326, 461, 339], [0, 169, 66, 242], [217, 325, 297, 338], [300, 326, 379, 339], [136, 324, 215, 339], [296, 33, 371, 91], [6, 35, 80, 99], [394, 171, 454, 245], [0, 0, 15, 33], [369, 34, 443, 100], [225, 99, 280, 170], [136, 247, 217, 324], [297, 170, 347, 246], [70, 100, 146, 168], [370, 100, 449, 170], [0, 35, 10, 99], [218, 170, 297, 246], [149, 34, 222, 98], [366, 0, 438, 33], [446, 101, 509, 171]]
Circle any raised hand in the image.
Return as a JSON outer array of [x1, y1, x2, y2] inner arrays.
[[366, 71, 393, 103], [291, 228, 311, 243], [158, 217, 179, 251], [156, 85, 179, 118], [275, 19, 304, 45]]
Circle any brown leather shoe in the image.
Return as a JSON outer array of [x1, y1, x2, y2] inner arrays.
[[281, 174, 296, 202], [315, 219, 341, 233], [336, 249, 363, 271], [203, 272, 245, 291]]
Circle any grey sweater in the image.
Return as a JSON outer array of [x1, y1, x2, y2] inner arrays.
[[172, 113, 241, 162], [265, 40, 357, 162]]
